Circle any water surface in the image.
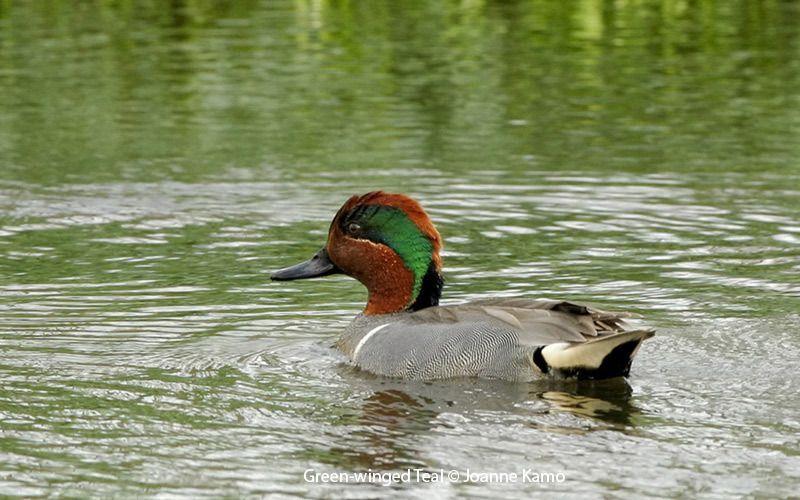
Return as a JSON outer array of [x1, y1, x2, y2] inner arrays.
[[1, 1, 799, 497]]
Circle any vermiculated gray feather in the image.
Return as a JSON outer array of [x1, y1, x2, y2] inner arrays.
[[336, 298, 654, 381]]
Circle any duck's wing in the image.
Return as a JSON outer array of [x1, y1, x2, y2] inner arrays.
[[406, 298, 637, 345], [404, 299, 655, 379]]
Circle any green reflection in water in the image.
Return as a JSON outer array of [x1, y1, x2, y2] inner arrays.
[[1, 0, 798, 186]]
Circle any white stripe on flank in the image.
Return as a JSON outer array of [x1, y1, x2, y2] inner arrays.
[[353, 323, 392, 361]]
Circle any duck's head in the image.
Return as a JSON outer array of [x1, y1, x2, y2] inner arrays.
[[271, 191, 443, 315]]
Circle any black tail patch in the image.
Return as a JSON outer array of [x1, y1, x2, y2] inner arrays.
[[532, 346, 549, 374]]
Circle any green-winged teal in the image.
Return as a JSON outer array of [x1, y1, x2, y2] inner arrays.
[[272, 192, 654, 381]]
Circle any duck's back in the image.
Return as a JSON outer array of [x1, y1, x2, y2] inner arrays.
[[336, 298, 654, 382]]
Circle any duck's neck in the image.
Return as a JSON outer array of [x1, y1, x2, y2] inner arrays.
[[408, 263, 443, 311], [363, 262, 443, 315]]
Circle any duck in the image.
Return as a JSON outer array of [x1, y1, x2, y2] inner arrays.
[[271, 191, 654, 382]]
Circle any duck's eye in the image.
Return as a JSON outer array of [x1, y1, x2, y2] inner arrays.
[[346, 222, 361, 235]]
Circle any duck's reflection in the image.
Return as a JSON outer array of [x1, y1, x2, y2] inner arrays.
[[319, 372, 643, 470], [358, 388, 439, 429], [535, 377, 638, 425], [356, 375, 639, 426]]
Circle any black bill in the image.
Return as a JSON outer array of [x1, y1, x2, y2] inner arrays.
[[271, 247, 341, 281]]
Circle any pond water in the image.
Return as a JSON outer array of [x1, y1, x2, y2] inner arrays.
[[1, 1, 799, 497]]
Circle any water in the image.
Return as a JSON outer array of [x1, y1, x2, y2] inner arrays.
[[1, 1, 799, 497]]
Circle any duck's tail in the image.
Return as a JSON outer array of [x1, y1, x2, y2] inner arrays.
[[534, 329, 655, 380]]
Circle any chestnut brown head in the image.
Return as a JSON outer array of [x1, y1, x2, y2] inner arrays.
[[271, 191, 443, 315]]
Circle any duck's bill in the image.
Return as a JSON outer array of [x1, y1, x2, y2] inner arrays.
[[271, 247, 341, 281]]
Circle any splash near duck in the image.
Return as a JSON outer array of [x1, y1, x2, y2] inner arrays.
[[272, 192, 654, 382]]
